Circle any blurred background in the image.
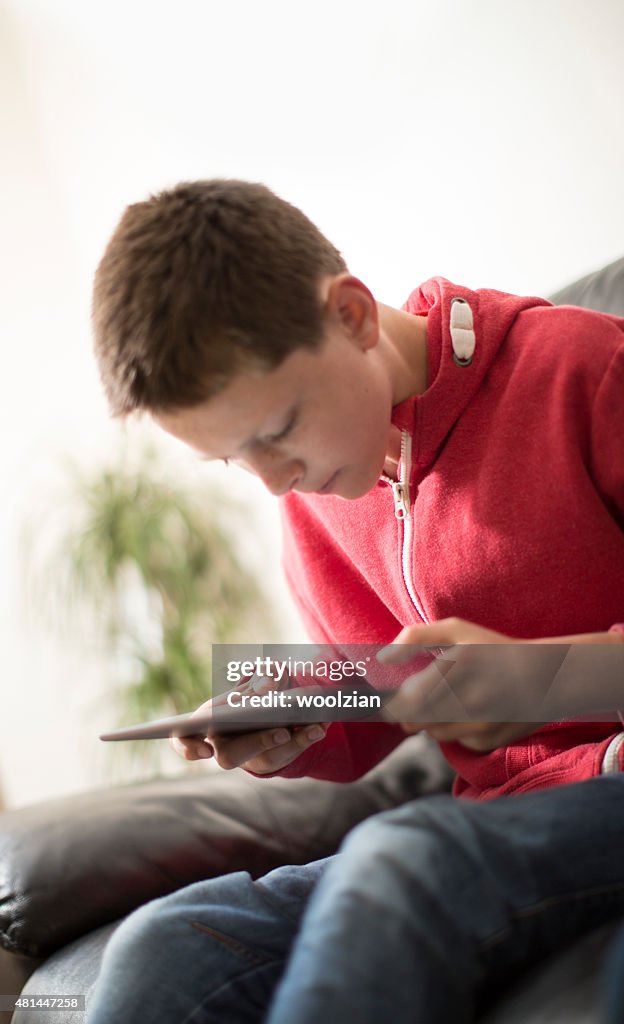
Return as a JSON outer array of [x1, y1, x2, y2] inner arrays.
[[1, 0, 623, 808]]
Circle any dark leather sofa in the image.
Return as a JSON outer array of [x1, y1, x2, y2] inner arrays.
[[1, 257, 623, 1023]]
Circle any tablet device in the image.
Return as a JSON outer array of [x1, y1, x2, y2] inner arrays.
[[99, 683, 392, 741]]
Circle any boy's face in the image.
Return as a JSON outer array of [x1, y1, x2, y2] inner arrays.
[[153, 321, 394, 500]]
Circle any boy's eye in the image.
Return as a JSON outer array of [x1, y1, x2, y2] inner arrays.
[[264, 412, 297, 444]]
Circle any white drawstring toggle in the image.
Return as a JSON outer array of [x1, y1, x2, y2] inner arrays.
[[450, 297, 475, 366]]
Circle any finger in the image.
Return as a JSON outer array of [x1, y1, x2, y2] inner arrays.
[[456, 722, 542, 751], [425, 722, 491, 742], [454, 728, 509, 752], [210, 723, 328, 772], [248, 667, 291, 694], [399, 723, 424, 735], [243, 725, 329, 775], [210, 727, 292, 770], [382, 657, 469, 727], [291, 723, 328, 750], [377, 619, 466, 664], [170, 734, 214, 760], [455, 734, 500, 752]]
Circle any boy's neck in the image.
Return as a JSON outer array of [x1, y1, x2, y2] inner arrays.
[[377, 303, 429, 406]]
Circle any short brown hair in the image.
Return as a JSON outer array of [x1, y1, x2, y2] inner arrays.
[[92, 179, 347, 417]]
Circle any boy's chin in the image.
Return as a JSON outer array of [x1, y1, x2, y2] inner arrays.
[[335, 469, 383, 501]]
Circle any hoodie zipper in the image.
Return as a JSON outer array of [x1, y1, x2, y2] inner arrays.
[[385, 431, 428, 624], [383, 295, 477, 632]]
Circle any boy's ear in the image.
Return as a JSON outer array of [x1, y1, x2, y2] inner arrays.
[[323, 274, 379, 351]]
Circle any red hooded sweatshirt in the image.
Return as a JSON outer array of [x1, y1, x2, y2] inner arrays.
[[276, 278, 624, 799]]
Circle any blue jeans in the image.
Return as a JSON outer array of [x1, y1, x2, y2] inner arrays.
[[87, 776, 624, 1024]]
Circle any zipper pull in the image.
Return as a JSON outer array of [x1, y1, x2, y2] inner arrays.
[[391, 481, 409, 520]]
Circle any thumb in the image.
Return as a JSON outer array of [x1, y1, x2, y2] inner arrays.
[[377, 621, 456, 665]]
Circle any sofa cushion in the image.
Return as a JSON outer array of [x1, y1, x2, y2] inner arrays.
[[0, 735, 452, 962], [12, 923, 119, 1024]]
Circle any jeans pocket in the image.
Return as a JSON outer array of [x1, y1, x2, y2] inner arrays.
[[188, 920, 275, 967]]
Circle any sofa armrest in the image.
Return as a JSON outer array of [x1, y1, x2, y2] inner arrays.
[[548, 255, 624, 316], [0, 735, 452, 964]]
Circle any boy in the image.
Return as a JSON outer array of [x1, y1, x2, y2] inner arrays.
[[87, 179, 624, 1023]]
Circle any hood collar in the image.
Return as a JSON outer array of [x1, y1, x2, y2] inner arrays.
[[391, 277, 550, 472]]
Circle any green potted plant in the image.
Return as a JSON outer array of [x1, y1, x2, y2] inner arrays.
[[29, 438, 277, 768]]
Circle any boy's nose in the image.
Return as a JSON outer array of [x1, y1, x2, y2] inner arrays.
[[242, 451, 304, 496], [260, 459, 304, 496]]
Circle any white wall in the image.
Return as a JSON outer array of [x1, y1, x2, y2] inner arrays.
[[1, 0, 623, 807]]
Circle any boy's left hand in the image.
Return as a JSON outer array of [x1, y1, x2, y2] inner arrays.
[[379, 617, 571, 751]]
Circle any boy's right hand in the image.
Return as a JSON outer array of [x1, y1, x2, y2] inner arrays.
[[170, 696, 328, 774]]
